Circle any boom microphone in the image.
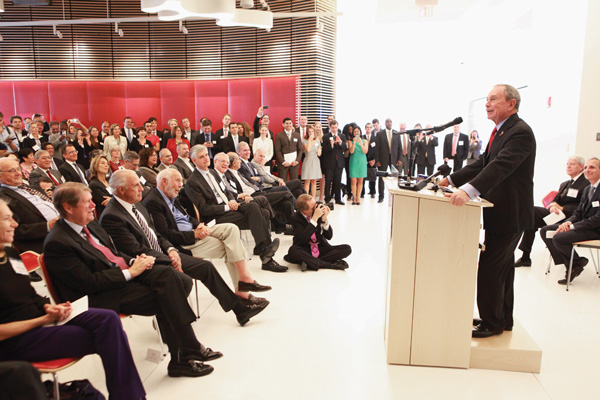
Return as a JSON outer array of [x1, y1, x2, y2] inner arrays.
[[432, 117, 463, 133], [413, 164, 452, 190]]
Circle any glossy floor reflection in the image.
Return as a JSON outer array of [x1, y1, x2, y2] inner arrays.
[[41, 191, 600, 400]]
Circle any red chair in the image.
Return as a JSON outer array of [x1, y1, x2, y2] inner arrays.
[[542, 190, 558, 209], [20, 250, 41, 273]]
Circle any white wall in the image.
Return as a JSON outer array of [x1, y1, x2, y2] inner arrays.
[[335, 0, 589, 201]]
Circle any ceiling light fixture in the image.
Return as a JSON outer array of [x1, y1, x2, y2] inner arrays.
[[179, 20, 188, 34], [53, 25, 63, 39], [115, 22, 124, 37], [240, 0, 254, 9], [216, 8, 273, 30]]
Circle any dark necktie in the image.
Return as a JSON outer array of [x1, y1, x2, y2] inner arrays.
[[589, 186, 595, 203], [72, 162, 86, 183], [560, 179, 574, 197], [18, 184, 52, 202], [82, 226, 129, 270], [131, 206, 163, 253]]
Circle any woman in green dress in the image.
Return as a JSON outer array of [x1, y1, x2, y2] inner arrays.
[[348, 125, 368, 205]]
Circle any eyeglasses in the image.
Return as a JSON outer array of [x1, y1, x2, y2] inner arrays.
[[0, 168, 20, 174]]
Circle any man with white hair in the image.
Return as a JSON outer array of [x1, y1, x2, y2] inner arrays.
[[100, 169, 269, 325], [143, 168, 271, 305], [29, 149, 64, 189], [157, 148, 174, 172]]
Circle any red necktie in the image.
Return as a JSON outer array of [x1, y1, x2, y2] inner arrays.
[[307, 216, 319, 258], [46, 170, 60, 186], [451, 134, 458, 156], [487, 127, 497, 150], [402, 135, 407, 156], [82, 226, 129, 270]]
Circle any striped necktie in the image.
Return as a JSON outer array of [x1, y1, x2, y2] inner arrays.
[[131, 205, 162, 253], [18, 184, 52, 202]]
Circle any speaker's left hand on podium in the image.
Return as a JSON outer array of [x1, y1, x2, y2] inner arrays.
[[445, 190, 470, 206], [438, 178, 449, 187]]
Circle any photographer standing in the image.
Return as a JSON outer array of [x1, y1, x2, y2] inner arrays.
[[415, 124, 438, 176], [284, 194, 352, 271]]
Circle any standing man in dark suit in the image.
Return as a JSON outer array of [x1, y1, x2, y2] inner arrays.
[[59, 144, 88, 184], [295, 116, 308, 138], [44, 182, 219, 378], [415, 125, 438, 176], [121, 116, 136, 150], [219, 122, 249, 154], [100, 169, 268, 326], [181, 117, 200, 146], [443, 124, 469, 172], [540, 158, 600, 284], [440, 84, 536, 338], [374, 118, 400, 203], [253, 106, 274, 140], [516, 155, 589, 267], [322, 120, 347, 205], [197, 119, 219, 167], [274, 117, 303, 182], [361, 122, 377, 198], [284, 194, 351, 271], [214, 114, 231, 141]]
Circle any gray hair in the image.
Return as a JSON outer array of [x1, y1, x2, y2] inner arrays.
[[254, 148, 265, 156], [159, 148, 172, 159], [568, 155, 585, 166], [227, 152, 239, 165], [190, 144, 207, 161], [213, 152, 228, 163], [176, 141, 189, 151], [236, 141, 250, 153], [34, 150, 49, 159], [496, 84, 521, 111], [156, 167, 181, 187], [123, 151, 139, 163], [109, 169, 137, 193]]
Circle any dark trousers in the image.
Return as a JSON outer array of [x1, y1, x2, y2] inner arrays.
[[324, 165, 343, 202], [0, 309, 146, 400], [179, 253, 239, 312], [540, 223, 600, 268], [361, 179, 376, 196], [451, 156, 464, 172], [377, 165, 390, 200], [216, 200, 271, 246], [518, 206, 551, 256], [417, 163, 434, 176], [477, 230, 522, 331], [284, 178, 305, 198], [261, 190, 294, 228], [287, 243, 352, 270], [0, 361, 47, 400], [279, 164, 300, 182]]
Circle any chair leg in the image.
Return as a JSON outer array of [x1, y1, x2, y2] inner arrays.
[[589, 248, 600, 276], [546, 248, 553, 275], [567, 246, 576, 291], [152, 316, 166, 356], [52, 371, 60, 400], [195, 280, 200, 319]]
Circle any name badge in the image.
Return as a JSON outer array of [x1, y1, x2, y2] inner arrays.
[[10, 258, 29, 275], [140, 176, 147, 185], [212, 140, 217, 145], [371, 142, 376, 148], [593, 201, 599, 208], [220, 135, 225, 139], [458, 141, 464, 145], [207, 219, 216, 228], [293, 138, 298, 142], [567, 188, 579, 198], [219, 182, 226, 191], [33, 144, 41, 151]]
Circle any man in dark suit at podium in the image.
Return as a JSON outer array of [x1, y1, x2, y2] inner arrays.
[[540, 158, 600, 285], [515, 155, 589, 267], [439, 84, 536, 338]]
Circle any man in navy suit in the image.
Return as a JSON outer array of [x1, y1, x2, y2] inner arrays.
[[541, 158, 600, 284], [440, 84, 536, 338], [374, 118, 400, 203]]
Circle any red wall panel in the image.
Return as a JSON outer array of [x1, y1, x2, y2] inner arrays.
[[228, 78, 262, 130], [87, 81, 126, 127], [3, 77, 299, 133], [159, 81, 196, 130], [195, 80, 229, 130], [13, 81, 50, 121], [48, 81, 89, 124], [0, 82, 16, 117]]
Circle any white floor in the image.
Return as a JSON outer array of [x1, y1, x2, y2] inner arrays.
[[37, 191, 600, 400]]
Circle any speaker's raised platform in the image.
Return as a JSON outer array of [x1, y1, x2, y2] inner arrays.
[[470, 320, 542, 373]]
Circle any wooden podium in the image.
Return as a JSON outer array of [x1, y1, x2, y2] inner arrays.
[[383, 179, 491, 369]]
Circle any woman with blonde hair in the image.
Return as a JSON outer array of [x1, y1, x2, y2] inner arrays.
[[103, 123, 127, 158]]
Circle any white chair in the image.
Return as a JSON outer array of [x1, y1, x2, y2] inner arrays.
[[565, 240, 600, 291]]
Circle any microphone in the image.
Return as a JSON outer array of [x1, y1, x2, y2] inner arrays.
[[413, 164, 452, 190], [432, 117, 463, 133]]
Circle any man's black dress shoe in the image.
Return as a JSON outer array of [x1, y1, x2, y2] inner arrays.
[[300, 261, 308, 272], [261, 259, 288, 272], [238, 293, 269, 306], [335, 200, 345, 206], [193, 344, 223, 362], [377, 198, 384, 203], [370, 193, 375, 198], [558, 265, 584, 285], [236, 302, 269, 326], [167, 360, 214, 377], [360, 193, 365, 198], [472, 325, 503, 338], [284, 225, 294, 236], [473, 318, 512, 331], [330, 260, 349, 270], [259, 238, 280, 263], [515, 257, 532, 267], [283, 254, 293, 263], [238, 280, 272, 292]]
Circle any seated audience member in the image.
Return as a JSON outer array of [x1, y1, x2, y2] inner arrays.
[[89, 155, 113, 217], [34, 175, 55, 199], [253, 106, 274, 140], [139, 148, 160, 188], [143, 168, 271, 304], [59, 144, 88, 184], [42, 142, 62, 170], [173, 142, 195, 181], [274, 117, 303, 181], [516, 155, 589, 267], [129, 127, 153, 154], [0, 199, 147, 399], [21, 120, 48, 151], [0, 361, 49, 400], [29, 149, 64, 189], [44, 183, 220, 378], [540, 157, 600, 284], [18, 148, 37, 182], [73, 128, 93, 170], [238, 142, 304, 198], [223, 152, 294, 235], [167, 125, 191, 161], [284, 194, 351, 271], [184, 145, 285, 272], [122, 150, 152, 198], [109, 146, 124, 173], [157, 148, 175, 171], [100, 170, 268, 324], [103, 124, 127, 158], [252, 124, 274, 166]]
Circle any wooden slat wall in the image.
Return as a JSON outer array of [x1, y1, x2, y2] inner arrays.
[[0, 0, 336, 123]]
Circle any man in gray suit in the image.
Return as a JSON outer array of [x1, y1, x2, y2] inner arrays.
[[397, 122, 411, 177], [29, 150, 64, 189], [374, 118, 401, 203]]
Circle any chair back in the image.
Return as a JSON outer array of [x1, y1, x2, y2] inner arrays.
[[542, 190, 558, 208], [38, 254, 62, 304], [20, 250, 41, 273]]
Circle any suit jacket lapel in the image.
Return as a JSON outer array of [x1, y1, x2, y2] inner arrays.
[[61, 220, 116, 268], [111, 199, 152, 248]]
